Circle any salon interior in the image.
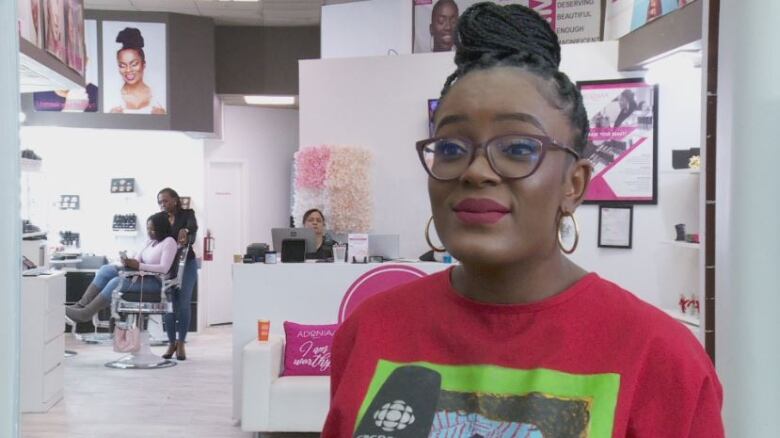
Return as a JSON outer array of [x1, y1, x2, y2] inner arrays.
[[1, 0, 778, 437]]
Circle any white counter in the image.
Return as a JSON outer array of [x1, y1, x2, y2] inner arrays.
[[231, 261, 449, 421]]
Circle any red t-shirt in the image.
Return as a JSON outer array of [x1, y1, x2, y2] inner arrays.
[[323, 269, 723, 437]]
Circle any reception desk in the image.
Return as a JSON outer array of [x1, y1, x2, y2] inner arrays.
[[231, 261, 449, 421]]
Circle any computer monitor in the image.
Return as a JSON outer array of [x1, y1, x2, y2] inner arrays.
[[272, 228, 317, 254], [326, 231, 348, 245], [368, 234, 400, 261]]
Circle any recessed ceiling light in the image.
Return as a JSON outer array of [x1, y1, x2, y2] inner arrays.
[[244, 95, 297, 106]]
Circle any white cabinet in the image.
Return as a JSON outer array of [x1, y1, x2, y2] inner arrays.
[[21, 272, 66, 413]]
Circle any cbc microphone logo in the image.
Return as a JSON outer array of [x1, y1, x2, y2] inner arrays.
[[373, 400, 415, 432], [353, 365, 441, 438]]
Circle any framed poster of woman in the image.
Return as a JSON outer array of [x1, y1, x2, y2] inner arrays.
[[18, 0, 43, 48], [65, 0, 85, 76], [44, 0, 66, 61], [102, 21, 167, 115]]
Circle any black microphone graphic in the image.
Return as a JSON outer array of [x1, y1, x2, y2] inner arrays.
[[353, 365, 442, 438]]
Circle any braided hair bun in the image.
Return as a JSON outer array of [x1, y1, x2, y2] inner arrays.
[[440, 2, 589, 153], [116, 27, 144, 50], [454, 3, 560, 71], [116, 27, 146, 62]]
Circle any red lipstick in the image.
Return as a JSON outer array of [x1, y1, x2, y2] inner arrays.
[[452, 198, 510, 225]]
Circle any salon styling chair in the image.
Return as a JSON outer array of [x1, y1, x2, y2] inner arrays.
[[105, 245, 189, 369]]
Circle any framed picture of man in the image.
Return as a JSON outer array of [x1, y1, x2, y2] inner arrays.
[[412, 0, 601, 53]]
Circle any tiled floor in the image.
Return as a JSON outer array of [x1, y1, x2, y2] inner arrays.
[[21, 325, 319, 438]]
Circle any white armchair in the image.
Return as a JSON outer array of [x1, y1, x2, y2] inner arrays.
[[241, 335, 330, 433], [238, 265, 432, 434]]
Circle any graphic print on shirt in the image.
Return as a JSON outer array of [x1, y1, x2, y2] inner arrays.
[[353, 360, 620, 438]]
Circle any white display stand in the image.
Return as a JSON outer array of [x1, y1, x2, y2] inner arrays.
[[20, 272, 66, 413], [231, 261, 449, 421], [657, 169, 704, 343]]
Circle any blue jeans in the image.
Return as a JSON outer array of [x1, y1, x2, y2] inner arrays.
[[164, 258, 197, 343], [94, 264, 162, 300]]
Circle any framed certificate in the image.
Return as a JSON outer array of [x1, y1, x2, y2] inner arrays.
[[598, 205, 633, 249]]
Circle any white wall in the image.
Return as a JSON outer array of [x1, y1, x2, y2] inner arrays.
[[204, 105, 299, 247], [321, 0, 412, 58], [715, 0, 780, 435], [19, 127, 205, 259], [299, 41, 703, 307]]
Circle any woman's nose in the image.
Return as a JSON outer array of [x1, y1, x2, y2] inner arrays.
[[460, 153, 501, 187]]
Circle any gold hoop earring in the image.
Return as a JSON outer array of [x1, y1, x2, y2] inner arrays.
[[557, 211, 580, 254], [425, 216, 446, 253]]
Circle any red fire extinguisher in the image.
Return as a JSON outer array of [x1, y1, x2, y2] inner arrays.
[[203, 229, 214, 261]]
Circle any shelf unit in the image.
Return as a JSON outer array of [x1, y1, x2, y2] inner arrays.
[[22, 231, 47, 239], [21, 158, 42, 172], [657, 162, 705, 345], [660, 168, 700, 175], [662, 308, 700, 327], [660, 241, 701, 250], [112, 229, 139, 237]]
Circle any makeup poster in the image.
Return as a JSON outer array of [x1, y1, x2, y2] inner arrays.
[[579, 78, 658, 204]]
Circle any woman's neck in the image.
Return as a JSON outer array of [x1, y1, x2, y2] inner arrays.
[[123, 81, 146, 93], [315, 235, 324, 249], [451, 252, 587, 305]]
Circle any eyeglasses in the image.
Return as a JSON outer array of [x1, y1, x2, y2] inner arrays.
[[415, 134, 580, 181]]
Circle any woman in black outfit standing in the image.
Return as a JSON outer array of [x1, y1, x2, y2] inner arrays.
[[157, 187, 198, 360]]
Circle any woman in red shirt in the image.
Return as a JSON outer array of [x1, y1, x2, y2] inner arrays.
[[323, 3, 723, 437]]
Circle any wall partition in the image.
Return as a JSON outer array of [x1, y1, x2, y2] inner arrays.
[[1, 0, 21, 436], [21, 11, 215, 134]]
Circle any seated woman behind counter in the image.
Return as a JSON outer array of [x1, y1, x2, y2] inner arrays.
[[302, 208, 334, 260]]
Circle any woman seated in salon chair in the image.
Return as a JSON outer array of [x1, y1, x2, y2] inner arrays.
[[65, 212, 177, 323], [302, 208, 335, 260]]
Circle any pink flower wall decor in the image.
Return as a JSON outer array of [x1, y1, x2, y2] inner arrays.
[[327, 146, 372, 233], [294, 145, 331, 190], [292, 145, 373, 233]]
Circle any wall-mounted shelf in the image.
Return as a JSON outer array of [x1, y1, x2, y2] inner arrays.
[[19, 38, 85, 93], [661, 169, 700, 175], [112, 230, 139, 237], [662, 308, 700, 327], [661, 240, 700, 250], [49, 258, 83, 266], [22, 231, 47, 240], [21, 158, 43, 172]]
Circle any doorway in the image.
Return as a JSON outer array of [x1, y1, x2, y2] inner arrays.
[[205, 161, 245, 326]]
